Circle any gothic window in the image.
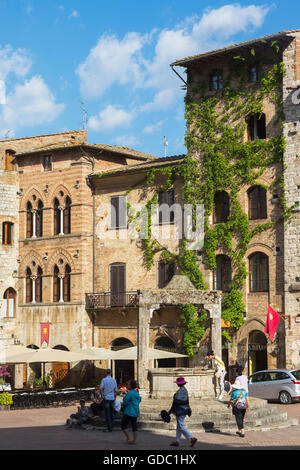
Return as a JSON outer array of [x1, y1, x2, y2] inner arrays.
[[26, 202, 33, 238], [64, 196, 71, 235], [63, 264, 71, 302], [248, 186, 267, 220], [35, 266, 43, 303], [53, 263, 71, 302], [36, 200, 43, 237], [249, 252, 269, 292], [54, 196, 71, 235], [53, 265, 60, 302], [213, 191, 230, 223], [213, 255, 232, 292], [26, 267, 33, 303]]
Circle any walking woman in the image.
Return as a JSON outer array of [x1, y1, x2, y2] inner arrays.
[[121, 380, 141, 445], [168, 377, 197, 448], [228, 379, 250, 437]]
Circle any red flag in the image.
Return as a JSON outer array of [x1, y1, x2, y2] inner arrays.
[[264, 305, 280, 341], [41, 323, 50, 345]]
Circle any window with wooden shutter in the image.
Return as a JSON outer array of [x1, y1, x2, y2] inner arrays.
[[3, 288, 16, 318], [5, 150, 15, 171], [53, 265, 60, 302], [35, 267, 43, 303], [2, 222, 13, 245], [63, 265, 71, 302], [110, 263, 125, 306], [26, 202, 33, 238], [158, 261, 174, 288], [36, 200, 43, 237], [63, 197, 71, 234], [54, 198, 60, 235], [158, 190, 175, 224], [248, 186, 267, 220], [110, 196, 127, 229], [249, 253, 269, 292], [26, 268, 33, 303]]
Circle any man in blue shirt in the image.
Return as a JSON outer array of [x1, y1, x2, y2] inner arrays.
[[100, 369, 118, 432]]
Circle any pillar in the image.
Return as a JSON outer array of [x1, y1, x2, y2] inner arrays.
[[137, 303, 159, 393]]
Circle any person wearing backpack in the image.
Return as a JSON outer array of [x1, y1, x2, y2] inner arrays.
[[228, 379, 250, 437]]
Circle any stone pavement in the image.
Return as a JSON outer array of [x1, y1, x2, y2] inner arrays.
[[0, 402, 299, 450]]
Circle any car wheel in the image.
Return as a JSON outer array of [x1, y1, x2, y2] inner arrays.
[[279, 391, 292, 404]]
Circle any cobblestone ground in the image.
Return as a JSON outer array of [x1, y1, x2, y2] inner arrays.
[[0, 402, 299, 450]]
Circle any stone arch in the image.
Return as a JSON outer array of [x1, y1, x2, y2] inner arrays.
[[247, 243, 273, 256], [47, 249, 75, 275], [19, 250, 45, 277], [20, 187, 45, 211], [50, 184, 72, 205]]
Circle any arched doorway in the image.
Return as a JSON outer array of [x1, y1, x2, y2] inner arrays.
[[111, 338, 134, 385], [154, 337, 177, 368], [52, 345, 70, 388], [248, 330, 267, 375]]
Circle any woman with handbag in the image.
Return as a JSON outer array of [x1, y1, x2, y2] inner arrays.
[[167, 377, 197, 448], [228, 379, 250, 437]]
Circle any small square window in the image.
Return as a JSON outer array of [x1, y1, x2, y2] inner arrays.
[[210, 71, 223, 91], [249, 64, 259, 82]]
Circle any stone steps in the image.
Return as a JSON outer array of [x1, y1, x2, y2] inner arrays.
[[86, 397, 298, 433]]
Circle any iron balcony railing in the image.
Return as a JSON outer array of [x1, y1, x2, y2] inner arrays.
[[85, 291, 139, 309]]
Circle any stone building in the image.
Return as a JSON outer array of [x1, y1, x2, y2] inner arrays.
[[171, 29, 300, 375]]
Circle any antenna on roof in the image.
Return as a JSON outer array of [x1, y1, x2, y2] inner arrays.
[[80, 102, 88, 130], [163, 136, 168, 158]]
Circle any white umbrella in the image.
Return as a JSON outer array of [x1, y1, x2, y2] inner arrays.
[[74, 347, 117, 360], [4, 347, 88, 364], [112, 346, 187, 360], [0, 345, 34, 363]]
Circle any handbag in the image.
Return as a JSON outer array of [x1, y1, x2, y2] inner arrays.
[[234, 390, 248, 410]]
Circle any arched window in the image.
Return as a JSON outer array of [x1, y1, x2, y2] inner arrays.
[[26, 267, 33, 303], [35, 266, 43, 303], [214, 191, 230, 223], [246, 113, 266, 140], [53, 265, 60, 302], [64, 196, 71, 234], [249, 252, 269, 292], [214, 255, 232, 292], [36, 200, 43, 237], [26, 202, 33, 238], [2, 288, 16, 318], [248, 186, 267, 220]]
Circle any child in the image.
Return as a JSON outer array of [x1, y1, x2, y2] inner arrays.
[[121, 380, 141, 444]]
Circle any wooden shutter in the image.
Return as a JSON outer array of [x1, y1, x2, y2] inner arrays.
[[249, 187, 258, 220], [26, 203, 33, 238], [258, 187, 267, 219], [54, 199, 60, 235], [64, 198, 71, 234], [26, 270, 32, 303], [110, 264, 125, 306], [5, 151, 14, 171], [158, 261, 174, 288], [2, 222, 12, 245], [63, 265, 71, 302], [53, 266, 60, 302], [36, 202, 43, 237], [110, 196, 126, 229]]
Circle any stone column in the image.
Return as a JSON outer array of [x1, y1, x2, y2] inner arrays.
[[137, 301, 160, 393], [206, 302, 222, 359], [58, 275, 65, 303], [59, 206, 64, 236]]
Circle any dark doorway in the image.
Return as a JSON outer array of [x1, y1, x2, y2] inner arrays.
[[248, 330, 267, 375], [111, 338, 134, 385]]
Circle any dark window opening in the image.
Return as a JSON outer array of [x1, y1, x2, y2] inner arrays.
[[210, 71, 223, 91], [214, 191, 230, 223], [248, 186, 267, 219], [158, 261, 175, 288], [247, 113, 266, 140], [249, 252, 269, 292], [158, 189, 175, 224]]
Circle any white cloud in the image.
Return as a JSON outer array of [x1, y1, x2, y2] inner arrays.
[[0, 76, 65, 136], [88, 104, 134, 132], [0, 45, 32, 80], [114, 134, 140, 147], [142, 120, 164, 135], [141, 89, 176, 113], [76, 32, 146, 99]]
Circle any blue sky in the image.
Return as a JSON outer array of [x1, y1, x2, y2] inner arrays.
[[0, 0, 299, 157]]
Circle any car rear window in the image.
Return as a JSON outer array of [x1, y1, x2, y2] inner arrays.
[[291, 370, 300, 380]]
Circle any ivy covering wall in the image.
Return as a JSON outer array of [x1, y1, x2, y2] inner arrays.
[[126, 42, 292, 356]]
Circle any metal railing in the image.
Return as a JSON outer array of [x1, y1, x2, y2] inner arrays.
[[85, 291, 139, 309]]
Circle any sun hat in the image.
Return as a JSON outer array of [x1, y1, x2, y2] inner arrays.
[[174, 376, 187, 385], [231, 380, 243, 390], [160, 410, 171, 423]]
